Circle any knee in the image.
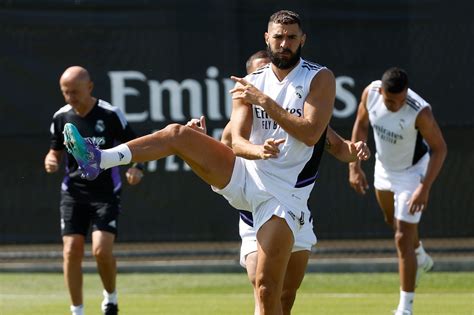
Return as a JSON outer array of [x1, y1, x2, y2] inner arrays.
[[92, 246, 114, 263], [63, 242, 84, 262], [257, 280, 278, 304], [161, 123, 186, 140], [395, 230, 412, 255]]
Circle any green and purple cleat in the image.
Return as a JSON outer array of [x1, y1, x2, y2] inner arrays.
[[63, 123, 102, 180]]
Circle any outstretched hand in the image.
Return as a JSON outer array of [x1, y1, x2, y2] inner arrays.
[[407, 184, 429, 214], [349, 166, 369, 195], [230, 76, 267, 106], [350, 141, 371, 161], [125, 167, 143, 185], [260, 138, 285, 159], [186, 116, 207, 135]]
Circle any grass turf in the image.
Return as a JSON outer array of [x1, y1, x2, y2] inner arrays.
[[0, 272, 473, 314]]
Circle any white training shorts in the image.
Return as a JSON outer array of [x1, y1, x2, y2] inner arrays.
[[238, 216, 315, 268], [213, 157, 317, 267], [374, 153, 429, 224]]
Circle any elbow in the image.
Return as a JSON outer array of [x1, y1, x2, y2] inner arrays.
[[303, 134, 323, 147]]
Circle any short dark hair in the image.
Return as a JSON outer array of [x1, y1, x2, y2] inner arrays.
[[381, 67, 408, 93], [268, 10, 302, 30], [246, 50, 270, 73]]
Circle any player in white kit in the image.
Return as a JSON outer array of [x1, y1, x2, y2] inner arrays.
[[188, 49, 369, 315], [63, 10, 335, 314], [349, 67, 447, 315]]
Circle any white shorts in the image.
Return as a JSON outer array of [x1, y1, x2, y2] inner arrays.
[[374, 153, 429, 224], [213, 157, 317, 266], [239, 216, 315, 268], [212, 157, 269, 212]]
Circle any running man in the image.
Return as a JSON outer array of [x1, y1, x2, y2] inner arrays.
[[348, 67, 447, 315]]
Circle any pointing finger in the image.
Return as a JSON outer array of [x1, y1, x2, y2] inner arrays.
[[230, 76, 250, 86]]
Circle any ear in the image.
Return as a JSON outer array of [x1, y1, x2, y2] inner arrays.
[[301, 33, 307, 47], [264, 32, 269, 46]]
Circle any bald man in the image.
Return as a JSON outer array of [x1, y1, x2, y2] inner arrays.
[[44, 66, 144, 315]]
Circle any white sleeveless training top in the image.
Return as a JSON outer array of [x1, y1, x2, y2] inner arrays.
[[366, 80, 430, 171], [242, 58, 327, 211]]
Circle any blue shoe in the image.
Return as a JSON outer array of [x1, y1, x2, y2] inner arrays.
[[63, 123, 102, 180]]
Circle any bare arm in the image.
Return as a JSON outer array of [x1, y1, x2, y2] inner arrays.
[[326, 126, 371, 163], [230, 81, 284, 160], [230, 68, 335, 147], [348, 86, 371, 194], [44, 149, 63, 173], [408, 107, 447, 213]]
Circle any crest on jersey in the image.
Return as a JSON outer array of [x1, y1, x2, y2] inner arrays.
[[399, 118, 406, 130], [95, 120, 105, 133], [295, 86, 303, 99]]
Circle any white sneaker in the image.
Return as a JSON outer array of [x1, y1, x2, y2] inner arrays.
[[393, 310, 412, 315], [415, 254, 434, 286]]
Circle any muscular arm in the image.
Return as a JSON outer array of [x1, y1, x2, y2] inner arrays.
[[349, 87, 370, 169], [259, 69, 335, 146], [348, 86, 371, 194], [408, 107, 447, 213], [326, 126, 370, 163], [229, 88, 263, 159]]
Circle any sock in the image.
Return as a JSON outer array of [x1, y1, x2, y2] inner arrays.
[[102, 289, 118, 305], [70, 304, 84, 315], [415, 241, 427, 265], [397, 290, 414, 312], [100, 144, 132, 169]]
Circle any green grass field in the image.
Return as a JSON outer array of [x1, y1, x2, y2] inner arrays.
[[0, 272, 473, 314]]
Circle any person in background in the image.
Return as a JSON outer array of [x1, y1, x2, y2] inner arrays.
[[349, 67, 447, 315], [44, 66, 144, 315]]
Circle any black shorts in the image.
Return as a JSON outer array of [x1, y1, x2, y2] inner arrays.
[[60, 191, 121, 236]]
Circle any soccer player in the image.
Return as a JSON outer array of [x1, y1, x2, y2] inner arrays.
[[44, 66, 144, 315], [187, 49, 370, 315], [63, 10, 335, 314], [348, 67, 447, 315]]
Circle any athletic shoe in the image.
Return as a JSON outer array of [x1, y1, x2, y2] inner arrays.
[[63, 123, 102, 180], [415, 253, 434, 287], [393, 310, 412, 315], [102, 302, 118, 315]]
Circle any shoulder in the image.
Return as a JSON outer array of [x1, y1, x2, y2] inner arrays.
[[406, 89, 430, 113], [309, 66, 335, 89], [97, 99, 129, 127], [301, 59, 325, 72], [52, 104, 73, 118], [248, 63, 270, 77]]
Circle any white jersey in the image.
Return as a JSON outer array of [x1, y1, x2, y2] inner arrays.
[[242, 58, 327, 211], [367, 80, 430, 171]]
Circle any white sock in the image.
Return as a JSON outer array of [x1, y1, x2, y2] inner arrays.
[[397, 290, 415, 312], [415, 241, 427, 265], [100, 144, 132, 169], [102, 289, 118, 305], [70, 304, 84, 315]]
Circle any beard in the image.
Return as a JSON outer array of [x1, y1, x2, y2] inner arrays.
[[267, 44, 302, 70]]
